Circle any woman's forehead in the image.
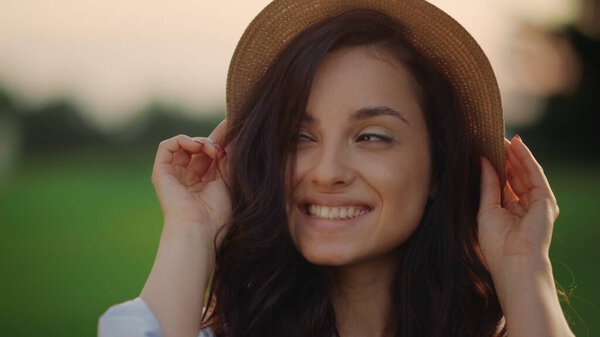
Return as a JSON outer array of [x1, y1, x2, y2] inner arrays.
[[321, 44, 410, 76], [305, 45, 422, 121]]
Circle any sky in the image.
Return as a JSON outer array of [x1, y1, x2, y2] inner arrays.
[[0, 0, 579, 129]]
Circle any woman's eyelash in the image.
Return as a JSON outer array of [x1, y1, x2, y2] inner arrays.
[[356, 133, 393, 143], [294, 132, 314, 142]]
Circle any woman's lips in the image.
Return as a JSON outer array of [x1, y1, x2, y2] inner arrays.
[[305, 203, 372, 220], [298, 204, 372, 232]]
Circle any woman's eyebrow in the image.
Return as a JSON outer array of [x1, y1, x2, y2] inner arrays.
[[351, 106, 409, 125], [301, 113, 316, 124], [302, 106, 409, 125]]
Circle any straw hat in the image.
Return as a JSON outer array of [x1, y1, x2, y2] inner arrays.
[[226, 0, 506, 187]]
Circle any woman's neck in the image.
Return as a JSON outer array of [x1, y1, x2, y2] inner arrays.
[[328, 254, 397, 337]]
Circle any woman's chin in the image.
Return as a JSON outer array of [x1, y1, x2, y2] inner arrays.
[[298, 245, 356, 266]]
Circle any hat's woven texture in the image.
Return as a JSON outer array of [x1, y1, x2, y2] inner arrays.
[[226, 0, 506, 186]]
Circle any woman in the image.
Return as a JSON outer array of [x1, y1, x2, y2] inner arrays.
[[99, 1, 574, 336]]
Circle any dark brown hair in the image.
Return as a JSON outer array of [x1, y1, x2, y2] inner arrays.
[[206, 9, 506, 337]]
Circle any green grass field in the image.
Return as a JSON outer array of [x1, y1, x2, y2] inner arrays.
[[0, 151, 597, 337]]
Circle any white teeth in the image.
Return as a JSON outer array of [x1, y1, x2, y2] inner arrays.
[[320, 206, 329, 218], [307, 204, 370, 220], [330, 208, 339, 218]]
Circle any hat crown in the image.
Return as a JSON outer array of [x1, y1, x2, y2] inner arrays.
[[226, 0, 506, 186]]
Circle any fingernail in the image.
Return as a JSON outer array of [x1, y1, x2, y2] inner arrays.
[[215, 144, 227, 156], [514, 134, 521, 141], [194, 139, 204, 145]]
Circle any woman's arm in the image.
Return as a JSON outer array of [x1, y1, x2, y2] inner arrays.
[[492, 256, 574, 337], [140, 121, 230, 337], [140, 222, 216, 337], [478, 135, 574, 337]]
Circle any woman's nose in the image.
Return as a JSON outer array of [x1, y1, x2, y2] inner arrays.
[[308, 145, 355, 189]]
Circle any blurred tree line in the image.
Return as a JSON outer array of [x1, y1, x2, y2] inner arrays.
[[0, 24, 598, 167], [0, 87, 222, 163]]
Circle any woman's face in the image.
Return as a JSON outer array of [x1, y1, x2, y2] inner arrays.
[[288, 44, 433, 267]]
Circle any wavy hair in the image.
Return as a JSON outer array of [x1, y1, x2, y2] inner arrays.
[[204, 9, 506, 337]]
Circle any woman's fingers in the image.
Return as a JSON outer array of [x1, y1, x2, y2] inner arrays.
[[507, 164, 533, 210], [502, 179, 527, 216], [479, 150, 529, 218], [506, 154, 534, 208], [152, 120, 229, 186], [155, 135, 205, 165], [172, 148, 192, 166], [192, 137, 223, 159], [504, 138, 533, 190], [500, 139, 530, 215], [504, 136, 559, 222], [509, 137, 547, 189], [187, 139, 227, 183], [208, 119, 230, 181], [506, 162, 527, 197], [479, 156, 502, 213], [153, 134, 227, 183], [508, 136, 556, 203], [504, 138, 532, 201], [188, 152, 212, 177], [209, 119, 228, 145]]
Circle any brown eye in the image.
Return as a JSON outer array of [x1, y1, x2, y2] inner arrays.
[[356, 133, 393, 143]]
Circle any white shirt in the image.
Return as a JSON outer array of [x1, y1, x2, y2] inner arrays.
[[98, 297, 216, 337]]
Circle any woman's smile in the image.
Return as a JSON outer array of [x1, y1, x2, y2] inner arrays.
[[306, 204, 372, 220], [300, 204, 373, 232], [295, 195, 375, 232]]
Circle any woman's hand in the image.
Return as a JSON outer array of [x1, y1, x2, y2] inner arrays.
[[477, 135, 559, 274], [478, 135, 573, 337], [151, 120, 231, 245], [141, 120, 231, 337]]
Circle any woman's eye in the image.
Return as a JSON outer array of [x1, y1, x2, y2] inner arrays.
[[356, 133, 393, 143], [294, 132, 314, 142]]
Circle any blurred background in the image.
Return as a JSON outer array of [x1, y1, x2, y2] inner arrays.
[[0, 0, 598, 336]]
